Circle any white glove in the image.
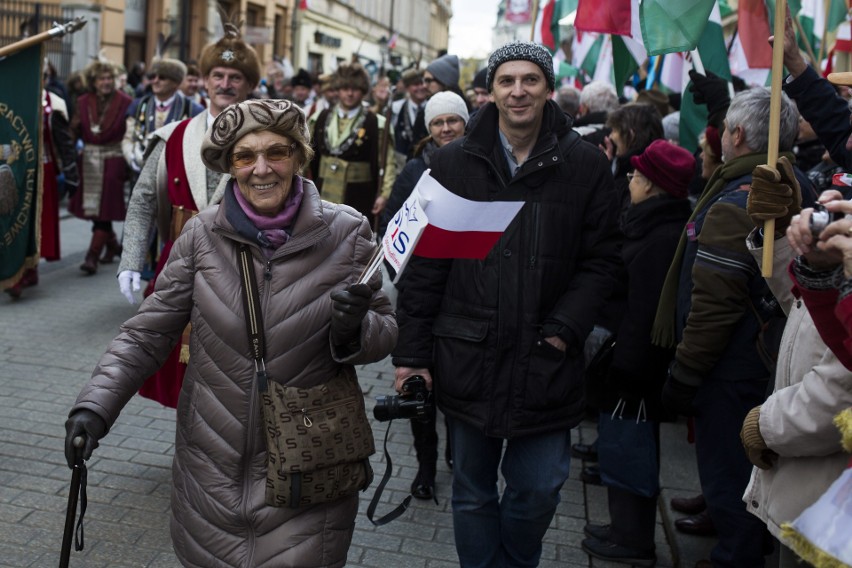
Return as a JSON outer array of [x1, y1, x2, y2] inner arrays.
[[118, 270, 141, 304]]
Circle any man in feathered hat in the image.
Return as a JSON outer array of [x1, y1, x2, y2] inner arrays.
[[308, 62, 396, 226], [122, 54, 204, 174], [117, 22, 261, 408]]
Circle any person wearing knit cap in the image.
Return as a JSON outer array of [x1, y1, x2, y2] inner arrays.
[[290, 68, 314, 108], [308, 62, 397, 227], [379, 91, 470, 502], [117, 21, 262, 409], [699, 125, 724, 181], [393, 39, 621, 568], [471, 67, 489, 109], [122, 56, 203, 174], [424, 53, 460, 95], [391, 67, 429, 160], [582, 139, 692, 567]]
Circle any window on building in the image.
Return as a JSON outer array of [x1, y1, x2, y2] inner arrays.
[[308, 52, 323, 76]]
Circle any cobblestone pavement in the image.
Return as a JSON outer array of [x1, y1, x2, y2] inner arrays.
[[0, 216, 683, 567]]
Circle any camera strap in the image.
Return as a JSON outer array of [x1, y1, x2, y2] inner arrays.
[[367, 420, 413, 526]]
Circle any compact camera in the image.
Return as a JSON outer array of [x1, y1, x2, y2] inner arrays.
[[373, 375, 432, 422], [809, 202, 850, 237]]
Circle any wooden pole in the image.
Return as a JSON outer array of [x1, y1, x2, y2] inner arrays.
[[794, 16, 818, 68], [0, 17, 86, 59], [762, 0, 788, 278], [530, 0, 540, 42]]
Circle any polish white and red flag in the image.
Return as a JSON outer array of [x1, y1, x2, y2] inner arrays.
[[381, 170, 524, 281]]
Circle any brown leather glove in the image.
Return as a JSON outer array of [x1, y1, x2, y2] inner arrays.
[[740, 405, 778, 470], [748, 156, 802, 237]]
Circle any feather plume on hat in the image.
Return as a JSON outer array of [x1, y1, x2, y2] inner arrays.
[[198, 7, 261, 87]]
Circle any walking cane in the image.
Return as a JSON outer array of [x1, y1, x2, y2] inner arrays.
[[59, 436, 86, 568]]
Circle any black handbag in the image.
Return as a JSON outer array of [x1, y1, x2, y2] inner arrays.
[[597, 398, 660, 498]]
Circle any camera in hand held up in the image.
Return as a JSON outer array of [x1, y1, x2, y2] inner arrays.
[[809, 202, 851, 237], [373, 375, 431, 423]]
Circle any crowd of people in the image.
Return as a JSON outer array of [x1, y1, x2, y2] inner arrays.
[[2, 11, 847, 568]]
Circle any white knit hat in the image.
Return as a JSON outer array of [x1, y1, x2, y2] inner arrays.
[[424, 91, 470, 128]]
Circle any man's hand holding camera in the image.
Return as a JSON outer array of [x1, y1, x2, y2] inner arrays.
[[788, 190, 852, 273], [394, 367, 432, 394]]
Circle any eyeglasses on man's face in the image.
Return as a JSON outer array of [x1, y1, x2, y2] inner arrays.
[[430, 116, 463, 129], [230, 144, 297, 168]]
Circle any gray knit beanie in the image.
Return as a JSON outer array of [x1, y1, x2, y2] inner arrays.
[[426, 54, 460, 88], [424, 91, 470, 127], [486, 41, 555, 92]]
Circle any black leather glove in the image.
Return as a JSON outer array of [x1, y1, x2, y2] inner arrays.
[[748, 156, 802, 237], [661, 362, 701, 416], [64, 409, 107, 468], [330, 283, 372, 346], [688, 69, 730, 126]]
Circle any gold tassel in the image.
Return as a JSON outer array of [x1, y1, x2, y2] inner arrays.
[[780, 524, 851, 568], [179, 323, 191, 364], [834, 409, 852, 453]]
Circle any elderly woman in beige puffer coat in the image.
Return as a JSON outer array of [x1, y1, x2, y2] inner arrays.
[[63, 99, 398, 567]]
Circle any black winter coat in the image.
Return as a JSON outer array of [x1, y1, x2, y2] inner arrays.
[[392, 100, 622, 438], [591, 194, 691, 420]]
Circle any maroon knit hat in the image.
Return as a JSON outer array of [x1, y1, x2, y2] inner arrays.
[[704, 126, 722, 160], [629, 139, 694, 199]]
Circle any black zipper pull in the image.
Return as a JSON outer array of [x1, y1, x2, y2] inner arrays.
[[265, 262, 272, 281]]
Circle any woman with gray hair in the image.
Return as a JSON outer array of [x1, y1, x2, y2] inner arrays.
[[63, 99, 397, 567]]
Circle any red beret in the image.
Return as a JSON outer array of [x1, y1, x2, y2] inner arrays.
[[630, 139, 694, 199]]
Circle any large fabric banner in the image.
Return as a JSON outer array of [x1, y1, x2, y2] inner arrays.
[[0, 43, 43, 289]]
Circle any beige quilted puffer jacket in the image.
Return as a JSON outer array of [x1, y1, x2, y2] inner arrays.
[[71, 179, 397, 567]]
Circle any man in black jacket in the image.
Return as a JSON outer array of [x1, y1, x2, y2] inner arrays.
[[392, 41, 621, 568]]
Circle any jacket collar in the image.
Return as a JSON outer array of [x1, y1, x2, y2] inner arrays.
[[462, 99, 572, 162], [214, 177, 331, 258]]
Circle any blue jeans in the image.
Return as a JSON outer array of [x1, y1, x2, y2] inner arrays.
[[447, 417, 572, 568]]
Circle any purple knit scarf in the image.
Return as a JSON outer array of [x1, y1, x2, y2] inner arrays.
[[231, 176, 304, 253]]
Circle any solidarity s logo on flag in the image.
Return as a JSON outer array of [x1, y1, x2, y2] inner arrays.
[[382, 170, 524, 282]]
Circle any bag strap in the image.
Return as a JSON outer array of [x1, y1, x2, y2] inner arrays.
[[237, 244, 269, 392]]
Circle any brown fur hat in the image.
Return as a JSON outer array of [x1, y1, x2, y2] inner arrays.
[[198, 23, 261, 88], [332, 62, 370, 94], [149, 57, 187, 83]]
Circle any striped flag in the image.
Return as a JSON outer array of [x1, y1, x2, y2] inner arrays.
[[382, 170, 524, 281], [738, 0, 772, 68]]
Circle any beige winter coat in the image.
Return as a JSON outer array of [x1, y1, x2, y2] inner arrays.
[[743, 233, 852, 541], [71, 179, 398, 567]]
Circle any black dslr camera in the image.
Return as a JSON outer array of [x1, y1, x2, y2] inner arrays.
[[809, 202, 849, 237], [373, 375, 431, 422]]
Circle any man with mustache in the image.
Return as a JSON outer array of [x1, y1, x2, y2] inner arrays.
[[116, 25, 261, 408]]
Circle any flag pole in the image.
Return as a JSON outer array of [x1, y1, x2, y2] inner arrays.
[[530, 0, 540, 42], [762, 0, 788, 278], [794, 15, 818, 68], [0, 17, 86, 59]]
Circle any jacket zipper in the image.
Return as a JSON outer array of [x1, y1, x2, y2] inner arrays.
[[295, 396, 358, 428], [528, 202, 540, 269]]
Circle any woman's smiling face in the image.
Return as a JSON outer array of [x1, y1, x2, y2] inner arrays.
[[230, 131, 299, 216]]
